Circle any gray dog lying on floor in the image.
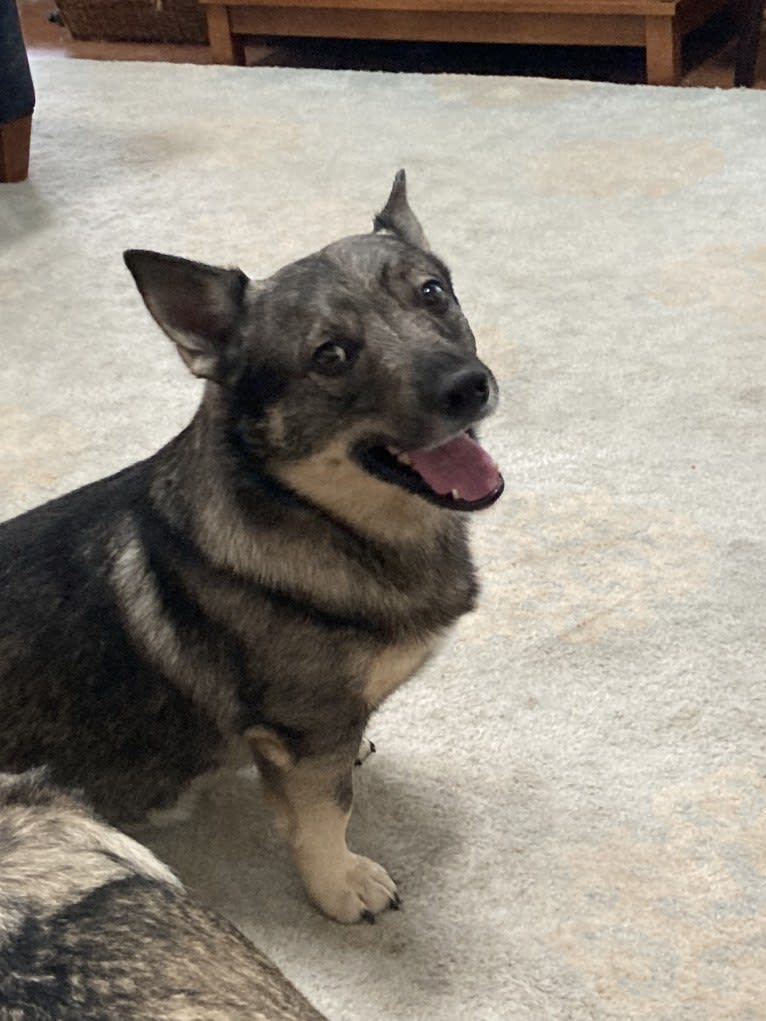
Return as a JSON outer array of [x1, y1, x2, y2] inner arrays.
[[0, 769, 328, 1020], [0, 172, 503, 924]]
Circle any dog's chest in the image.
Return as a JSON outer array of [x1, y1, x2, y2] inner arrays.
[[361, 638, 439, 709]]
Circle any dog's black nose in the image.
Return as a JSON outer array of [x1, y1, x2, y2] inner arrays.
[[439, 368, 491, 420]]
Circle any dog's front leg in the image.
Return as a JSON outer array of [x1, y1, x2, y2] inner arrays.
[[248, 728, 398, 924]]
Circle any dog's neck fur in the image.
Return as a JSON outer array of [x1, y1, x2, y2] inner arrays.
[[270, 436, 443, 545], [194, 385, 454, 547], [148, 396, 477, 639]]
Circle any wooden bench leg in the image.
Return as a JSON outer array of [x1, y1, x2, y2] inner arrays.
[[0, 114, 32, 183], [734, 0, 766, 86], [645, 16, 682, 85], [206, 5, 246, 65]]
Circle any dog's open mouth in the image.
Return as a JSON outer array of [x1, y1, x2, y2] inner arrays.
[[356, 431, 504, 511]]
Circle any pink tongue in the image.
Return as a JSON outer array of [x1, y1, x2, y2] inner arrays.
[[408, 433, 500, 502]]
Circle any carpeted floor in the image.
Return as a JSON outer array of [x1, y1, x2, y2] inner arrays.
[[1, 56, 765, 1020]]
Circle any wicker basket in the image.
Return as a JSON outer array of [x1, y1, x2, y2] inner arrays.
[[56, 0, 208, 44]]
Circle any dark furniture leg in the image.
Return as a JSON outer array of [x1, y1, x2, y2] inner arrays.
[[0, 0, 35, 182], [0, 113, 32, 183], [735, 0, 765, 85]]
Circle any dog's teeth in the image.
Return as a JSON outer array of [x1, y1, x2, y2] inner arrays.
[[451, 488, 461, 500], [397, 452, 412, 466]]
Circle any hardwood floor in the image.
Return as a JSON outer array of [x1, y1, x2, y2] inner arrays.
[[18, 0, 766, 86]]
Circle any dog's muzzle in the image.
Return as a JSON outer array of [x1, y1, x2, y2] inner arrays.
[[355, 352, 503, 512]]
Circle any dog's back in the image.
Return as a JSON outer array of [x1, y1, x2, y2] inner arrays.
[[0, 769, 327, 1021], [0, 450, 226, 823]]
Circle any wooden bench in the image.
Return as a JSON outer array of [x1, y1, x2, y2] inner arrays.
[[198, 0, 733, 85]]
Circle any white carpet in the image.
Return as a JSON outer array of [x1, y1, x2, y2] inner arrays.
[[2, 56, 766, 1020]]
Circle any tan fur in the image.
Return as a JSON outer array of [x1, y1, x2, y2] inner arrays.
[[274, 436, 443, 544], [194, 471, 370, 605], [246, 726, 295, 771], [0, 800, 180, 933], [256, 753, 396, 922], [248, 736, 380, 773], [361, 639, 437, 709], [110, 520, 240, 736], [189, 439, 448, 628]]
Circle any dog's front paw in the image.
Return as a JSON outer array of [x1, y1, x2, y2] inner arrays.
[[306, 853, 399, 924]]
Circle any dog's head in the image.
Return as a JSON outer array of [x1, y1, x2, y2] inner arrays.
[[125, 172, 503, 523]]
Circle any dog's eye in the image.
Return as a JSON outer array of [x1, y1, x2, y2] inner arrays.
[[312, 341, 354, 376], [421, 279, 448, 309]]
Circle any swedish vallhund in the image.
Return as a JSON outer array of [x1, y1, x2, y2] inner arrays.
[[0, 768, 329, 1019], [0, 172, 503, 924]]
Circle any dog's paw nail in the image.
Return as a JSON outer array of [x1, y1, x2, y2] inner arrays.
[[312, 854, 396, 922], [389, 893, 402, 910], [368, 740, 376, 754]]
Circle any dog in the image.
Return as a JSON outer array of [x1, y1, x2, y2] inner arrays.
[[0, 768, 328, 1020], [0, 171, 503, 923]]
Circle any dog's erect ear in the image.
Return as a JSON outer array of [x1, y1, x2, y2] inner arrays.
[[373, 169, 430, 251], [124, 250, 249, 380]]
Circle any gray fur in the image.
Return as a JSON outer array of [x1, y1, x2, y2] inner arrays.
[[0, 173, 500, 922], [0, 769, 327, 1020], [373, 168, 430, 250]]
